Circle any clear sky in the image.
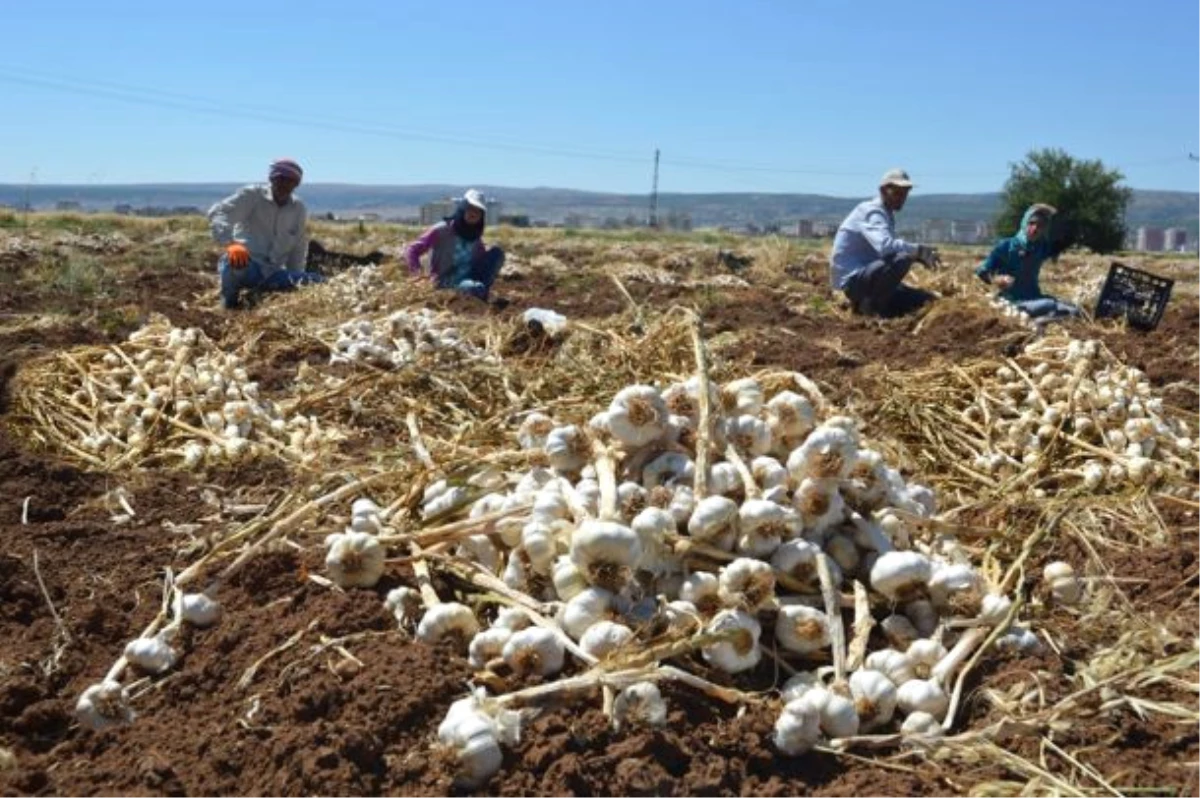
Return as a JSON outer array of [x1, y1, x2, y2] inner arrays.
[[2, 0, 1197, 196]]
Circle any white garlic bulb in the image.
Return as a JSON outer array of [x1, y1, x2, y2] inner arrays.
[[177, 592, 221, 627], [786, 425, 858, 481], [864, 648, 915, 685], [1043, 561, 1082, 605], [607, 385, 669, 449], [736, 499, 799, 557], [579, 620, 634, 660], [544, 425, 589, 473], [631, 507, 675, 575], [502, 626, 565, 676], [900, 710, 944, 740], [680, 572, 722, 615], [687, 495, 739, 551], [870, 551, 932, 603], [561, 587, 615, 639], [517, 412, 555, 451], [325, 531, 387, 588], [570, 520, 642, 591], [928, 562, 981, 612], [800, 686, 860, 739], [978, 593, 1013, 625], [750, 456, 789, 491], [723, 377, 764, 416], [765, 391, 815, 438], [701, 609, 761, 673], [792, 477, 845, 534], [706, 462, 743, 496], [879, 614, 920, 649], [775, 605, 830, 654], [773, 697, 821, 755], [440, 710, 503, 789], [416, 603, 480, 647], [552, 555, 588, 602], [123, 636, 177, 675], [906, 639, 947, 680], [849, 668, 898, 731], [612, 682, 668, 729], [896, 678, 949, 720], [385, 586, 423, 626], [468, 627, 513, 669], [75, 680, 135, 730], [725, 414, 773, 456], [642, 451, 695, 489], [717, 558, 776, 611]]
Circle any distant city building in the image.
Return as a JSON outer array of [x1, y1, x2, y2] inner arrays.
[[920, 219, 952, 244], [1164, 227, 1188, 252], [1135, 226, 1166, 252], [419, 195, 503, 226], [793, 219, 815, 238], [811, 221, 838, 238], [950, 219, 993, 244]]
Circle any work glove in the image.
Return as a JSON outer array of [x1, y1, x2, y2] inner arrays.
[[914, 244, 942, 269], [225, 242, 250, 269]]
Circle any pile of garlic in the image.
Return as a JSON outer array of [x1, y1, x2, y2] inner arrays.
[[390, 374, 1040, 783], [68, 320, 344, 467], [329, 308, 492, 369], [322, 263, 390, 314], [988, 297, 1037, 329], [962, 337, 1197, 492]]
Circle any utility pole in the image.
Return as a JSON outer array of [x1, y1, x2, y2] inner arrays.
[[648, 148, 660, 229]]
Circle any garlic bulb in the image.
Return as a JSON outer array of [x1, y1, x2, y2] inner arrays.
[[493, 607, 533, 631], [544, 425, 589, 473], [928, 562, 981, 613], [864, 648, 915, 685], [579, 620, 634, 660], [870, 551, 932, 603], [1043, 561, 1082, 605], [706, 462, 743, 497], [423, 484, 470, 520], [996, 626, 1042, 652], [736, 499, 799, 557], [177, 592, 221, 627], [717, 558, 776, 611], [517, 412, 555, 451], [468, 627, 513, 669], [520, 521, 558, 574], [773, 697, 821, 755], [417, 602, 480, 647], [787, 425, 858, 481], [1081, 461, 1106, 490], [765, 391, 815, 439], [896, 678, 949, 720], [800, 686, 860, 739], [792, 477, 846, 534], [607, 385, 669, 449], [325, 531, 386, 588], [617, 481, 649, 518], [552, 555, 588, 601], [440, 710, 503, 789], [631, 507, 675, 575], [978, 593, 1013, 625], [75, 680, 135, 730], [775, 605, 830, 654], [612, 682, 668, 729], [124, 636, 177, 674], [561, 586, 615, 639], [702, 609, 761, 673], [725, 414, 773, 456], [900, 710, 944, 740], [457, 534, 501, 574], [570, 520, 642, 591], [906, 639, 947, 680], [642, 451, 695, 489], [824, 532, 860, 576], [771, 539, 827, 592], [502, 626, 565, 676], [687, 495, 739, 551], [680, 572, 722, 616], [750, 456, 789, 491], [385, 586, 423, 626], [723, 377, 764, 416], [848, 669, 897, 730]]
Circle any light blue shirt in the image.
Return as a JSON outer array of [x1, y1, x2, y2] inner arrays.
[[207, 184, 308, 276], [828, 198, 918, 289]]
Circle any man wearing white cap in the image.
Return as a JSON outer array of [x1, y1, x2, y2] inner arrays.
[[829, 169, 941, 316], [406, 188, 506, 301]]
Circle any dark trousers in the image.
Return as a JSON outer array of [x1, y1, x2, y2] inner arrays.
[[843, 255, 933, 317], [444, 247, 505, 300]]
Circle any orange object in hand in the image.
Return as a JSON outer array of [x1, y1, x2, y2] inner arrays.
[[225, 242, 250, 269]]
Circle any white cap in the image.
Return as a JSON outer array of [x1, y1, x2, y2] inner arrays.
[[463, 188, 487, 211], [879, 169, 914, 189]]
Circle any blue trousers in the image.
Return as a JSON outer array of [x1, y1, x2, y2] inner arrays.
[[441, 247, 505, 300], [1009, 296, 1081, 320], [219, 255, 325, 307], [843, 254, 933, 317]]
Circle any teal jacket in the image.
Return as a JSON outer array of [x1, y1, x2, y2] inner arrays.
[[975, 207, 1068, 301]]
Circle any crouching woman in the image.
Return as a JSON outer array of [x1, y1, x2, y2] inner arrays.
[[406, 189, 505, 300], [976, 203, 1081, 321]]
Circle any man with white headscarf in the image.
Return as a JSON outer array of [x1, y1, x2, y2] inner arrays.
[[208, 158, 324, 309]]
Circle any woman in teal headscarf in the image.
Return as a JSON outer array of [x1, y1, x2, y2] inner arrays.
[[975, 203, 1081, 320]]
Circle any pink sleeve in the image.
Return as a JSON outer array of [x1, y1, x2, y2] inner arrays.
[[406, 225, 440, 276]]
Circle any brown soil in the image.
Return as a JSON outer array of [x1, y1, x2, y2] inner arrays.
[[0, 234, 1196, 796]]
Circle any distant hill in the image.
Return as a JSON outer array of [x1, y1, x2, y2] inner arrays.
[[0, 183, 1195, 236]]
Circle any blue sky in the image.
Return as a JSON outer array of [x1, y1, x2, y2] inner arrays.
[[2, 0, 1197, 196]]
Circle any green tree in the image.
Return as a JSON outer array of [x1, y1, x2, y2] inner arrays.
[[997, 148, 1133, 254]]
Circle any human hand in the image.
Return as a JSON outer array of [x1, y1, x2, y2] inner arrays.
[[994, 274, 1015, 290], [915, 245, 942, 269], [225, 242, 250, 269]]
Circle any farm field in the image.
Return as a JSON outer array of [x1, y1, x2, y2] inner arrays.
[[0, 214, 1197, 796]]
